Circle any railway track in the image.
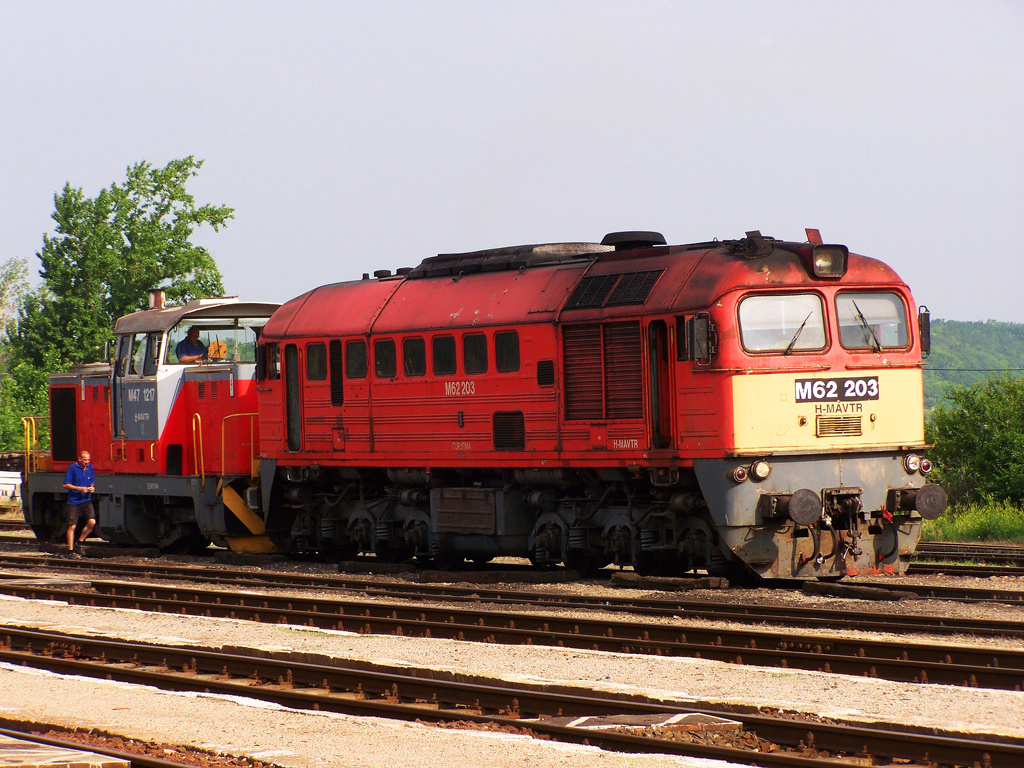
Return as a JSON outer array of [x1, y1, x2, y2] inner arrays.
[[916, 541, 1024, 565], [6, 533, 1024, 582], [3, 549, 1023, 624], [0, 574, 1021, 691], [1, 624, 1019, 768]]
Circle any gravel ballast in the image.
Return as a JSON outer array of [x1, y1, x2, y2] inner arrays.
[[0, 579, 1022, 768]]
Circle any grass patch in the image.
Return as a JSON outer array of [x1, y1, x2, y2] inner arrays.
[[922, 498, 1024, 543]]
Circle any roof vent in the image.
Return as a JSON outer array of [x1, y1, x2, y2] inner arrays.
[[373, 269, 392, 279], [148, 289, 166, 310], [600, 231, 667, 252]]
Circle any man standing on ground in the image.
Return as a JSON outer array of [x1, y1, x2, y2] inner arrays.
[[63, 451, 96, 557]]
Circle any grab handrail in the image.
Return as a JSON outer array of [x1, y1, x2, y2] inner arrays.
[[191, 413, 205, 482], [20, 416, 49, 474]]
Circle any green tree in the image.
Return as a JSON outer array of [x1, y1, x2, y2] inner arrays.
[[927, 374, 1024, 506], [0, 157, 231, 450], [8, 156, 230, 370]]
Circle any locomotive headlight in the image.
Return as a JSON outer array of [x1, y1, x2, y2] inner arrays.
[[919, 458, 933, 475], [903, 454, 922, 474], [729, 466, 748, 483], [750, 460, 771, 481], [810, 244, 848, 278]]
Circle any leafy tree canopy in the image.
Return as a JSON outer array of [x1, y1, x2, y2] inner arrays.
[[8, 157, 230, 370], [927, 374, 1024, 507]]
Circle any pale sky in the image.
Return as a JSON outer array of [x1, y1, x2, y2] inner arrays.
[[2, 1, 1022, 322]]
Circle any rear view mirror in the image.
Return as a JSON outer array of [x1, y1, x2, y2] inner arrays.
[[918, 306, 931, 359], [688, 312, 717, 364]]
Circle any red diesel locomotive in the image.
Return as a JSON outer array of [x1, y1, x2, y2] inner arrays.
[[25, 229, 945, 579]]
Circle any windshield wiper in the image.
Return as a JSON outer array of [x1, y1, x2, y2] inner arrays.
[[783, 312, 813, 356], [851, 300, 882, 352]]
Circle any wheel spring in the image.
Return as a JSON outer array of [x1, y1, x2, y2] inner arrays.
[[568, 528, 588, 549], [640, 528, 659, 551]]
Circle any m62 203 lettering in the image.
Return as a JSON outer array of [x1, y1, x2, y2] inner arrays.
[[794, 376, 879, 403]]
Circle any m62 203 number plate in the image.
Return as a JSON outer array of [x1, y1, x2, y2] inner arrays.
[[794, 376, 879, 403]]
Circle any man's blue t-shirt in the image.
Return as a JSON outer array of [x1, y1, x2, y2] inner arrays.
[[175, 338, 207, 361], [64, 462, 95, 505]]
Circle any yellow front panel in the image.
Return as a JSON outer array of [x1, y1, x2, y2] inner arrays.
[[730, 368, 925, 453]]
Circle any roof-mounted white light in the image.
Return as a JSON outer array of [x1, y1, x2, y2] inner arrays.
[[811, 244, 848, 278]]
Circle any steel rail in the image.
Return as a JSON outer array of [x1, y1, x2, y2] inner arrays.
[[1, 625, 1020, 768], [916, 541, 1024, 564], [2, 551, 1024, 631], [1, 579, 1022, 691], [0, 726, 202, 768], [6, 549, 1024, 603], [909, 561, 1024, 578]]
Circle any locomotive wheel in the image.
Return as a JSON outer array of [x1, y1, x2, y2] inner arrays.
[[30, 502, 67, 542], [376, 542, 414, 563], [564, 551, 609, 576], [432, 555, 465, 572], [165, 526, 211, 555], [633, 555, 677, 577]]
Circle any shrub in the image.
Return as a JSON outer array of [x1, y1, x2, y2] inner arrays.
[[921, 498, 1024, 542]]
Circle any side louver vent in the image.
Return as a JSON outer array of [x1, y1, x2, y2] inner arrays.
[[536, 360, 555, 387], [493, 411, 526, 450], [329, 340, 344, 406]]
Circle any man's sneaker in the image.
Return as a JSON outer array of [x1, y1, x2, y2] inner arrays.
[[73, 542, 84, 555], [65, 549, 81, 560]]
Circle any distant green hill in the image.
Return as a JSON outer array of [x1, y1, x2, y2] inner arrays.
[[924, 319, 1024, 409]]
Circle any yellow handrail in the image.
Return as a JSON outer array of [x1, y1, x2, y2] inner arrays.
[[20, 416, 49, 474], [191, 413, 205, 482], [222, 412, 258, 481]]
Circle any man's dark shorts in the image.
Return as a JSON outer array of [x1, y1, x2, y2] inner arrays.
[[66, 501, 96, 526]]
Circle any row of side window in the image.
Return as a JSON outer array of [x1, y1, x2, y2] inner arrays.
[[262, 331, 522, 405], [311, 331, 519, 381]]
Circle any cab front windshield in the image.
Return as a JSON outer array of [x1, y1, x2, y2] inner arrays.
[[836, 292, 909, 350], [167, 319, 264, 364], [738, 293, 827, 354]]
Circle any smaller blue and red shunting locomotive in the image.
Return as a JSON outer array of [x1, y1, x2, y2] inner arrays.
[[25, 229, 946, 580]]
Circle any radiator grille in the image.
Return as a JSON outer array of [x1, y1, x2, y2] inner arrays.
[[564, 270, 664, 309], [604, 322, 642, 418], [563, 321, 642, 420], [564, 274, 619, 309], [563, 326, 604, 420], [607, 270, 663, 305], [816, 415, 862, 437]]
